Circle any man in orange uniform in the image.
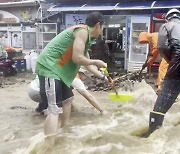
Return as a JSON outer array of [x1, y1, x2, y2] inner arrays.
[[139, 32, 169, 90]]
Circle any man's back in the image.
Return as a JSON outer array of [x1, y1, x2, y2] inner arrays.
[[36, 25, 91, 87], [165, 19, 180, 42], [158, 18, 180, 79]]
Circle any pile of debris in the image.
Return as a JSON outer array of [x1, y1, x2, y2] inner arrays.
[[84, 71, 148, 92]]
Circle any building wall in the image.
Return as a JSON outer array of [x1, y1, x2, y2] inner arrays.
[[1, 6, 38, 23], [0, 3, 40, 53], [0, 0, 22, 2]]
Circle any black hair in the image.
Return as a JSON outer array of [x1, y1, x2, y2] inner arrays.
[[13, 34, 18, 37], [85, 12, 104, 27]]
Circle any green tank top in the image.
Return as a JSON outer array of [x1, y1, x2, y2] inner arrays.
[[35, 25, 95, 87]]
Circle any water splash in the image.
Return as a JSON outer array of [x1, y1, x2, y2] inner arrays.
[[11, 80, 180, 154]]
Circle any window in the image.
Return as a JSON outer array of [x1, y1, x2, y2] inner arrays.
[[22, 32, 36, 49]]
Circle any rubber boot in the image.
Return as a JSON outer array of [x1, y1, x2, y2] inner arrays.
[[145, 111, 165, 137]]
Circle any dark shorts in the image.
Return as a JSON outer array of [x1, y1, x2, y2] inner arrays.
[[153, 79, 180, 114], [38, 75, 74, 115]]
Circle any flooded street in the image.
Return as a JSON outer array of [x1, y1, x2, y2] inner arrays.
[[1, 0, 180, 153], [1, 75, 180, 154]]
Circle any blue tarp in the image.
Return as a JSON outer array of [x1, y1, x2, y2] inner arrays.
[[48, 3, 119, 12], [48, 4, 86, 12], [153, 0, 180, 9], [80, 3, 118, 11], [47, 1, 180, 12], [116, 1, 154, 10]]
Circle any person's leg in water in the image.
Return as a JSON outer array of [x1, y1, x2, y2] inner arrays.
[[61, 100, 72, 127], [39, 76, 73, 145], [37, 101, 72, 128], [35, 101, 47, 115], [146, 79, 180, 137]]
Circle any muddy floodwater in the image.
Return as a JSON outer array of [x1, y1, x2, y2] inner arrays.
[[0, 74, 180, 154]]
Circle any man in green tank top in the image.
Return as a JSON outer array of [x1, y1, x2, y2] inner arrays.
[[35, 12, 109, 144]]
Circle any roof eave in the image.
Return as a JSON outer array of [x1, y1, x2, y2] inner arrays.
[[0, 0, 40, 8]]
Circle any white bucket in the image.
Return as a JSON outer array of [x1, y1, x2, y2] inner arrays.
[[31, 57, 37, 74], [28, 78, 41, 102], [30, 51, 38, 74], [24, 54, 31, 72]]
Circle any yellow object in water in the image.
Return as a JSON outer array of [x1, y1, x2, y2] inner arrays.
[[109, 93, 135, 102]]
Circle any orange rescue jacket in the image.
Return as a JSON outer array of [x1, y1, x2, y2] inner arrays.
[[139, 32, 169, 89]]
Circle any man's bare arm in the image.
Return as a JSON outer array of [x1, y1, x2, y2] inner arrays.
[[72, 29, 94, 65], [72, 29, 107, 68]]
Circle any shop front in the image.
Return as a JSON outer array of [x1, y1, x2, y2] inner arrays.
[[0, 0, 42, 53], [48, 2, 152, 72], [47, 0, 180, 72], [0, 0, 44, 73]]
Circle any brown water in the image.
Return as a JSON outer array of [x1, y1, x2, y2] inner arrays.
[[1, 80, 180, 154]]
